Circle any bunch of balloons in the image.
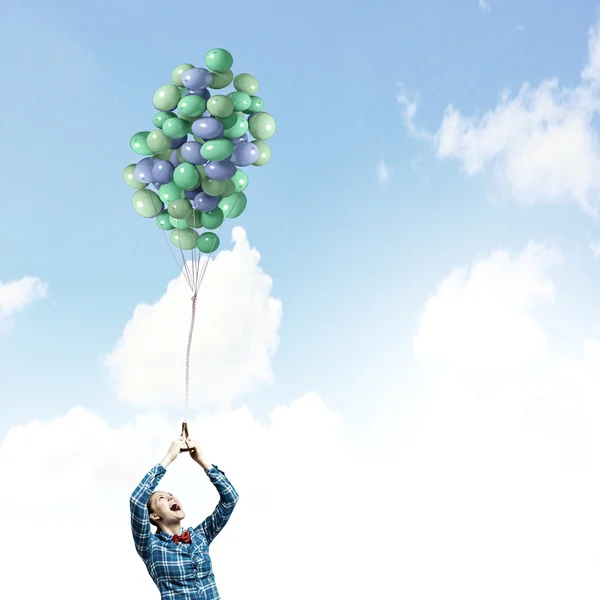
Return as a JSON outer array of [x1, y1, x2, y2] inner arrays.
[[122, 48, 276, 253]]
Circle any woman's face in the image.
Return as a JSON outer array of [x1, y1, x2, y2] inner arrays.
[[149, 491, 186, 525]]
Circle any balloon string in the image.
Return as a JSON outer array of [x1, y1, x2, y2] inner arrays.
[[184, 293, 197, 425]]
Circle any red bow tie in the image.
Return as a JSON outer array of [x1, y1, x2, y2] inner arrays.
[[172, 530, 191, 544]]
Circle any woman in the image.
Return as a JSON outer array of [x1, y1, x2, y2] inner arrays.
[[130, 435, 239, 599]]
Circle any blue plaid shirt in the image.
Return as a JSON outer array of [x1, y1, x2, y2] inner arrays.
[[130, 463, 239, 600]]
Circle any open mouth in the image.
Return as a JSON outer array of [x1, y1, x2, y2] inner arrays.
[[170, 502, 181, 512]]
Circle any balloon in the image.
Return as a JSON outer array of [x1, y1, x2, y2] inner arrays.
[[197, 231, 220, 253], [244, 96, 264, 114], [192, 117, 224, 140], [153, 85, 180, 111], [171, 228, 199, 250], [184, 87, 211, 100], [182, 67, 213, 89], [173, 162, 201, 190], [167, 198, 193, 219], [201, 139, 234, 161], [123, 164, 147, 189], [222, 179, 236, 198], [204, 159, 236, 180], [184, 184, 203, 199], [172, 63, 195, 86], [228, 91, 252, 112], [252, 140, 271, 166], [209, 69, 233, 89], [163, 117, 190, 139], [170, 136, 187, 150], [152, 160, 175, 184], [248, 112, 275, 140], [185, 209, 203, 228], [169, 216, 190, 229], [170, 150, 181, 167], [223, 113, 249, 139], [218, 192, 247, 218], [132, 189, 164, 217], [218, 112, 237, 129], [156, 211, 174, 230], [230, 133, 249, 144], [206, 95, 234, 119], [234, 73, 259, 95], [177, 112, 196, 124], [134, 157, 157, 183], [158, 181, 184, 203], [180, 141, 206, 165], [153, 111, 177, 128], [231, 142, 258, 167], [232, 169, 249, 192], [201, 207, 224, 229], [178, 95, 206, 117], [202, 177, 227, 196], [191, 191, 220, 212], [130, 132, 153, 155], [155, 149, 174, 161], [153, 182, 162, 191], [146, 130, 171, 153], [204, 48, 233, 73]]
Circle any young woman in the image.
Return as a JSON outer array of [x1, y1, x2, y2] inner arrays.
[[130, 436, 239, 599]]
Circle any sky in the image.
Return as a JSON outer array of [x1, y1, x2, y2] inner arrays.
[[1, 0, 600, 598]]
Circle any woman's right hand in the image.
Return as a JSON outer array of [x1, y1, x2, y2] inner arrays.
[[162, 436, 188, 466]]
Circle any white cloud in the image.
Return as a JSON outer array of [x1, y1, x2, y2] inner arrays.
[[478, 0, 491, 13], [397, 84, 432, 141], [377, 159, 392, 183], [0, 276, 47, 321], [104, 227, 282, 409]]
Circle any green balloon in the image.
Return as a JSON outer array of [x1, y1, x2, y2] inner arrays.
[[228, 91, 252, 112], [201, 207, 224, 229], [244, 96, 264, 114], [132, 189, 164, 218], [204, 48, 233, 73], [146, 129, 171, 153], [155, 149, 173, 161], [234, 73, 259, 95], [123, 164, 147, 189], [177, 112, 197, 123], [201, 138, 234, 161], [159, 181, 184, 203], [209, 69, 233, 89], [173, 162, 201, 190], [153, 111, 177, 128], [232, 169, 249, 193], [167, 198, 193, 219], [153, 85, 180, 111], [169, 216, 190, 229], [207, 95, 234, 118], [171, 227, 199, 250], [197, 231, 220, 253], [178, 95, 206, 117], [222, 179, 235, 197], [252, 140, 271, 166], [196, 164, 206, 180], [224, 113, 249, 139], [172, 63, 195, 87], [185, 209, 204, 229], [202, 177, 227, 196], [163, 117, 190, 139], [217, 112, 237, 129], [130, 132, 153, 156], [248, 112, 276, 140], [156, 211, 174, 230], [218, 192, 247, 218]]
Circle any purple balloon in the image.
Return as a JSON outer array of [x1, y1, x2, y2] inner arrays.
[[134, 157, 157, 183], [170, 136, 187, 150], [204, 159, 237, 181], [180, 141, 207, 165], [153, 182, 162, 191], [232, 142, 259, 167], [191, 191, 220, 212], [192, 117, 223, 140], [152, 160, 175, 184], [185, 87, 211, 100], [231, 133, 249, 145], [170, 151, 181, 167], [182, 68, 213, 89], [184, 184, 203, 200]]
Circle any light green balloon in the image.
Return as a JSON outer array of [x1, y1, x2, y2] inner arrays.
[[177, 112, 197, 123], [202, 177, 227, 196], [172, 63, 195, 87], [132, 190, 164, 218], [252, 140, 271, 166], [130, 132, 153, 156], [201, 207, 224, 229], [197, 231, 220, 253], [123, 164, 147, 189], [223, 113, 248, 139], [228, 91, 252, 112], [155, 149, 173, 161], [204, 48, 233, 73], [163, 117, 190, 139], [222, 179, 235, 197], [196, 164, 206, 179], [167, 198, 193, 219], [209, 69, 233, 89], [173, 162, 201, 190], [146, 129, 171, 153], [156, 211, 174, 230], [207, 95, 234, 118], [171, 227, 199, 250], [178, 95, 206, 117], [234, 73, 259, 95], [248, 112, 276, 140], [185, 209, 203, 229], [153, 111, 177, 128], [232, 169, 249, 193], [153, 85, 180, 111], [218, 192, 247, 218], [159, 181, 184, 204], [201, 138, 234, 161], [169, 216, 190, 229], [244, 96, 264, 114]]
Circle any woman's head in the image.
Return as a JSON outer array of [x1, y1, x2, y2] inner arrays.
[[147, 490, 186, 531]]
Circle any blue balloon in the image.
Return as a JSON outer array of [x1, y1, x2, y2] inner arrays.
[[204, 159, 237, 181], [185, 88, 211, 100], [191, 191, 220, 212], [134, 157, 157, 183], [153, 182, 162, 190], [192, 117, 223, 140], [185, 184, 203, 200], [152, 160, 175, 184], [182, 68, 213, 89], [170, 136, 187, 150], [231, 133, 249, 145], [180, 141, 207, 165], [232, 142, 259, 167], [170, 151, 181, 167]]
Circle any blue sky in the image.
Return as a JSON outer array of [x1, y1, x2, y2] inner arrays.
[[1, 0, 600, 433]]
